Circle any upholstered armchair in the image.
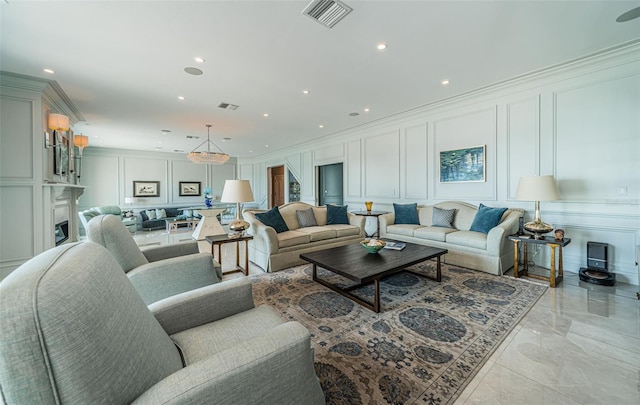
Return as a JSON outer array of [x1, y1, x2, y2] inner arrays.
[[79, 205, 137, 233], [0, 242, 325, 404], [87, 214, 222, 305]]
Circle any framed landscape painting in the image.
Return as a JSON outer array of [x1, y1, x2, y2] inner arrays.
[[439, 145, 485, 183], [133, 181, 160, 197], [179, 181, 201, 196]]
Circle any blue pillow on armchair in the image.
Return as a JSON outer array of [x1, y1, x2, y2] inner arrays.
[[393, 203, 419, 225], [469, 204, 507, 234], [255, 206, 289, 233], [326, 204, 349, 225]]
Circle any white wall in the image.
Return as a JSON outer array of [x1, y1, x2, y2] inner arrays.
[[237, 43, 640, 285], [79, 147, 237, 212]]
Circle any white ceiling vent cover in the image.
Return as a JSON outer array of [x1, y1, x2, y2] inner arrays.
[[302, 0, 352, 28]]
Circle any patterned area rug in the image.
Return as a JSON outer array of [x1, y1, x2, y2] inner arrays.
[[250, 262, 547, 405]]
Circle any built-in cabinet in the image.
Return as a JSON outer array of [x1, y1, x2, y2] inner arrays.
[[1, 71, 85, 279]]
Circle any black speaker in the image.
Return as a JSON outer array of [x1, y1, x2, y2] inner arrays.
[[587, 241, 608, 270]]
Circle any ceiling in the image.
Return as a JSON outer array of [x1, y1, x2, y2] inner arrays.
[[2, 1, 639, 159]]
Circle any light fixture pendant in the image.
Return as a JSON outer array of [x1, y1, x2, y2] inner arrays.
[[187, 124, 230, 164]]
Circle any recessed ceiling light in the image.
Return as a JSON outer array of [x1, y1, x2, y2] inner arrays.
[[265, 145, 270, 148], [174, 149, 184, 152], [222, 137, 231, 142], [319, 124, 324, 128], [363, 108, 370, 112], [441, 79, 450, 85], [154, 146, 162, 150], [249, 150, 253, 153], [377, 43, 387, 50], [43, 68, 55, 74], [194, 56, 205, 63], [161, 129, 171, 133], [178, 96, 185, 100], [303, 90, 310, 94], [263, 113, 269, 117], [184, 67, 203, 75], [349, 112, 359, 117]]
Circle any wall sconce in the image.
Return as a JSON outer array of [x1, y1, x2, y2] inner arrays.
[[74, 134, 89, 180], [48, 113, 70, 133]]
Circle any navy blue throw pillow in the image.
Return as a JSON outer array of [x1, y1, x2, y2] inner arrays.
[[326, 204, 349, 225], [393, 203, 419, 225], [469, 203, 508, 234], [255, 206, 289, 233]]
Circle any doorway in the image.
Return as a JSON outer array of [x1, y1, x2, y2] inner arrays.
[[267, 165, 285, 208], [318, 163, 343, 206]]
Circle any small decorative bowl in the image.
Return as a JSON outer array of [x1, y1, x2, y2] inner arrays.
[[361, 239, 386, 254]]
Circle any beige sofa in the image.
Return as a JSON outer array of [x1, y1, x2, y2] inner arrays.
[[243, 202, 366, 272], [379, 201, 523, 275]]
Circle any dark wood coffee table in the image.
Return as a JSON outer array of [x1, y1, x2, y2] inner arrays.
[[300, 241, 447, 312]]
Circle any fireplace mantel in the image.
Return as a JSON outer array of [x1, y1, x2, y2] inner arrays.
[[44, 183, 86, 201], [42, 183, 86, 249]]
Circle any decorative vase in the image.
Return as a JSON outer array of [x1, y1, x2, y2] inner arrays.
[[205, 198, 212, 208], [365, 201, 373, 212]]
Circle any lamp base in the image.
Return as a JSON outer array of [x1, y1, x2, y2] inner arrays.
[[524, 221, 553, 240]]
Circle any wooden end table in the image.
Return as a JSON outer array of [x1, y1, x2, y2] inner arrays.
[[205, 234, 253, 276], [509, 234, 571, 288], [351, 210, 389, 238]]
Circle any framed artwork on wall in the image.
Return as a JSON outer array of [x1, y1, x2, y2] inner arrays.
[[179, 181, 201, 196], [439, 145, 485, 183], [133, 181, 160, 197]]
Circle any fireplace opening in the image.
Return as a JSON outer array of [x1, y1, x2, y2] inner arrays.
[[55, 220, 69, 246]]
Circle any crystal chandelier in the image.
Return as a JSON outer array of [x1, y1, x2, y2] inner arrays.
[[187, 124, 230, 164]]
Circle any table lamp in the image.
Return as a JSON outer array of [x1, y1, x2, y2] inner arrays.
[[515, 175, 561, 239], [220, 179, 254, 236]]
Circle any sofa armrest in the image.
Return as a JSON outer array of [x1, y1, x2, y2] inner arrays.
[[244, 211, 279, 255], [127, 253, 221, 305], [149, 278, 254, 335], [379, 213, 395, 237], [486, 209, 523, 254], [132, 322, 324, 405], [348, 213, 366, 235], [141, 241, 200, 262]]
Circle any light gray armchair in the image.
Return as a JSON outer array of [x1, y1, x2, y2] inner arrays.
[[87, 214, 222, 305], [0, 242, 325, 405]]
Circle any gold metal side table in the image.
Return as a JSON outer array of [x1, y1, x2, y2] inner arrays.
[[509, 234, 571, 288]]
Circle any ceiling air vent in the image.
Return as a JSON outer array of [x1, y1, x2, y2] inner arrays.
[[218, 102, 239, 110], [302, 0, 352, 28]]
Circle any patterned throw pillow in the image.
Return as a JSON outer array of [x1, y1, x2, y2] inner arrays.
[[470, 204, 507, 234], [326, 204, 349, 225], [393, 203, 419, 225], [146, 209, 157, 220], [181, 209, 192, 218], [432, 207, 456, 228], [155, 208, 167, 219], [296, 208, 318, 228], [255, 206, 289, 233]]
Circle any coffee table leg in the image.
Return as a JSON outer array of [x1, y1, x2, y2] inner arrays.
[[373, 279, 380, 313], [436, 256, 442, 282], [312, 264, 317, 281]]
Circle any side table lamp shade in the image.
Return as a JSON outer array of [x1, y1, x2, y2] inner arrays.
[[515, 175, 561, 238], [220, 180, 254, 234]]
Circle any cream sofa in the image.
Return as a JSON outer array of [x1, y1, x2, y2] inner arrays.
[[243, 202, 366, 272], [379, 201, 524, 275]]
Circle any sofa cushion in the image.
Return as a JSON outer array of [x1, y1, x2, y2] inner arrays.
[[413, 226, 457, 242], [446, 230, 487, 250], [393, 203, 419, 225], [140, 210, 149, 221], [296, 208, 318, 228], [256, 206, 289, 233], [387, 224, 422, 237], [327, 224, 361, 238], [146, 209, 157, 220], [469, 204, 507, 234], [155, 208, 167, 219], [95, 205, 122, 216], [326, 204, 349, 225], [295, 226, 336, 241], [432, 207, 456, 228], [277, 230, 311, 248], [181, 209, 193, 218]]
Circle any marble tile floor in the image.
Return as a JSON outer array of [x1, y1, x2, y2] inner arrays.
[[132, 229, 640, 404]]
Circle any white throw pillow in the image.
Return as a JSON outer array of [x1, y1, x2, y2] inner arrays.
[[155, 208, 167, 219], [146, 209, 156, 220]]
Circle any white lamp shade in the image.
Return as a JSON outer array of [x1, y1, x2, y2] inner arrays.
[[515, 175, 561, 201], [220, 180, 254, 203], [48, 113, 69, 131]]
